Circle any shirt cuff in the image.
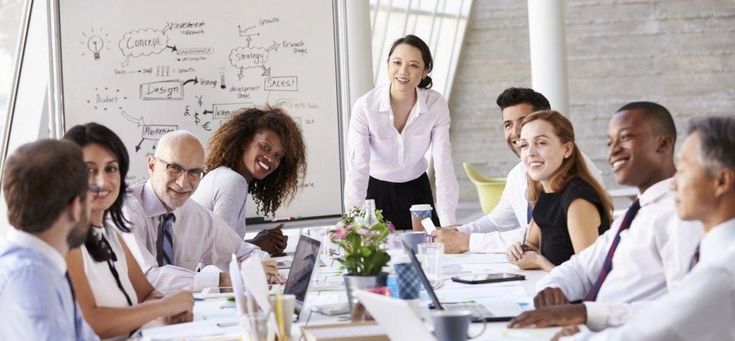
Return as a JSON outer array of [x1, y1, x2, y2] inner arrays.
[[193, 270, 220, 292], [468, 233, 485, 253], [583, 302, 610, 331], [457, 224, 470, 234]]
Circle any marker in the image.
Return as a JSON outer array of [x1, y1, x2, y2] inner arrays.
[[270, 216, 302, 222]]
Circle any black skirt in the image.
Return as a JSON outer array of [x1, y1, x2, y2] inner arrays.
[[366, 173, 440, 231]]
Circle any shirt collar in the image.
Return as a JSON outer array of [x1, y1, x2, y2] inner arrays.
[[141, 180, 170, 217], [638, 177, 672, 207], [700, 218, 735, 263], [5, 228, 67, 274], [377, 83, 427, 115]]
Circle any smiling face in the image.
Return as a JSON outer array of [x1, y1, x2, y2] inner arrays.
[[519, 119, 573, 188], [502, 103, 536, 157], [607, 109, 664, 190], [240, 129, 284, 182], [82, 143, 121, 219], [148, 134, 205, 211], [387, 43, 428, 92]]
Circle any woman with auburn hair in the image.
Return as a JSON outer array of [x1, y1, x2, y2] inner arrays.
[[507, 110, 612, 271], [64, 123, 193, 340], [192, 106, 307, 256]]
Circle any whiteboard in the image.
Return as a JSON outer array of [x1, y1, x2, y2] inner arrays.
[[54, 0, 344, 221]]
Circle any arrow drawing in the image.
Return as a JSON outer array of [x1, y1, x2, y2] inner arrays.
[[166, 45, 177, 52], [121, 111, 145, 127], [183, 77, 198, 86], [259, 65, 271, 76], [202, 109, 214, 115], [266, 40, 279, 52]]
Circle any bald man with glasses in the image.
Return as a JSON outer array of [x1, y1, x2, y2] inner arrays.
[[120, 130, 278, 295]]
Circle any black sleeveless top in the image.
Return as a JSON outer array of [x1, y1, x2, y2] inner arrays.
[[533, 177, 610, 266]]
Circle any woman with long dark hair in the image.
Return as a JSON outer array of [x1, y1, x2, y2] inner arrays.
[[344, 34, 458, 230], [64, 123, 193, 340]]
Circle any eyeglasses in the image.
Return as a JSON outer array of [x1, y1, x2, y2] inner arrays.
[[154, 157, 205, 181]]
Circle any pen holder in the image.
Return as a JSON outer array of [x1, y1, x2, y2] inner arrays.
[[269, 294, 295, 340]]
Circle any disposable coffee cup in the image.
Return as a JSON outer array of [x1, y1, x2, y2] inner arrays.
[[410, 204, 433, 231]]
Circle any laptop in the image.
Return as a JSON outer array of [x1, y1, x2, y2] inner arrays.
[[283, 234, 321, 321], [402, 240, 522, 322]]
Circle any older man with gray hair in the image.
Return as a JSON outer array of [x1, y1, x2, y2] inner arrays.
[[553, 115, 735, 340], [121, 130, 277, 295]]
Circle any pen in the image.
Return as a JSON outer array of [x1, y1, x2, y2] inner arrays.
[[520, 228, 534, 252], [195, 262, 203, 272]]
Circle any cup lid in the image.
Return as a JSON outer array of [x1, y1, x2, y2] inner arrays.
[[410, 204, 433, 211]]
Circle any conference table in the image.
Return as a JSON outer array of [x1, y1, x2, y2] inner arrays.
[[138, 230, 562, 340]]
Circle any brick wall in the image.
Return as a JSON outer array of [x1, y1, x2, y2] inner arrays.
[[449, 0, 735, 201]]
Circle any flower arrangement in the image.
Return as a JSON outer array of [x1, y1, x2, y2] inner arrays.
[[330, 207, 395, 276]]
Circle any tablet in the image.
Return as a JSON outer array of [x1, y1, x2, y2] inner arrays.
[[450, 273, 525, 285]]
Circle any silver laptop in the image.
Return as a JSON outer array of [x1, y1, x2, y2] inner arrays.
[[402, 240, 522, 322], [283, 235, 321, 321]]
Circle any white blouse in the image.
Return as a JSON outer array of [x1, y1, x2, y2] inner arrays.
[[344, 83, 459, 225], [81, 224, 138, 310], [192, 166, 249, 238]]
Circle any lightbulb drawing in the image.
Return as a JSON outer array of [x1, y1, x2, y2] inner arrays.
[[87, 35, 104, 60]]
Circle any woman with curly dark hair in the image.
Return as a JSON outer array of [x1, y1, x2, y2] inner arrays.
[[192, 106, 307, 255]]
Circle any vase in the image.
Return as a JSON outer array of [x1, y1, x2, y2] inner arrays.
[[343, 272, 389, 311]]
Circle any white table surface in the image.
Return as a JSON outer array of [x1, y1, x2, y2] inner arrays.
[[138, 234, 561, 340]]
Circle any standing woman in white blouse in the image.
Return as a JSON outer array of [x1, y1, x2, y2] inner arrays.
[[64, 123, 194, 340], [345, 34, 459, 230]]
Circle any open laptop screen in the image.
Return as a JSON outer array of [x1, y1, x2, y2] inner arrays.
[[402, 240, 444, 310], [283, 235, 321, 306]]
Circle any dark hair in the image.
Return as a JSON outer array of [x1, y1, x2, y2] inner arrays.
[[522, 110, 613, 222], [387, 34, 433, 89], [205, 107, 307, 216], [616, 101, 677, 143], [496, 87, 551, 111], [3, 139, 88, 233], [686, 116, 735, 174], [65, 123, 131, 262]]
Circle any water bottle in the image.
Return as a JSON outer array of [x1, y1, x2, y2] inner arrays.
[[362, 199, 378, 227]]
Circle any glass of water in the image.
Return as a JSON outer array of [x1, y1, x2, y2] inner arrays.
[[418, 242, 444, 281]]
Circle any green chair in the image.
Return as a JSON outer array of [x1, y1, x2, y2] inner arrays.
[[463, 162, 507, 214]]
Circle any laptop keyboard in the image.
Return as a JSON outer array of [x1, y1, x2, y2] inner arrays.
[[444, 303, 494, 318]]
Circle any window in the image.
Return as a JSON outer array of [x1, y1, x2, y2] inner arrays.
[[369, 0, 472, 99]]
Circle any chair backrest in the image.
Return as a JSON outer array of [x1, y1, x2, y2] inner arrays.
[[463, 163, 506, 214]]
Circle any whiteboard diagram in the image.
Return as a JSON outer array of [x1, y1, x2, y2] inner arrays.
[[55, 0, 344, 220]]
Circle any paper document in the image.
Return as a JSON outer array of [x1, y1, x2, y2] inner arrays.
[[421, 217, 437, 234]]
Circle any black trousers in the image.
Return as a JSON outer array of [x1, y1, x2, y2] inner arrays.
[[366, 173, 440, 231]]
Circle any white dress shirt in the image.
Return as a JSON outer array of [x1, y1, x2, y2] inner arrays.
[[569, 218, 735, 341], [81, 226, 138, 307], [120, 181, 268, 295], [192, 166, 249, 238], [457, 153, 603, 253], [344, 83, 459, 225], [536, 179, 704, 330]]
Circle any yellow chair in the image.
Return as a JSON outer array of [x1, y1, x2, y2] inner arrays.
[[463, 162, 506, 214]]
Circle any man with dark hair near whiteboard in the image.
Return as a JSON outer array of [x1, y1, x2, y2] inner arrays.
[[120, 130, 281, 295]]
